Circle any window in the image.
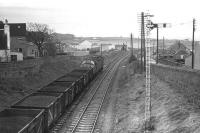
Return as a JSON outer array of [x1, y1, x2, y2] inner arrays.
[[35, 51, 38, 57], [17, 37, 23, 40]]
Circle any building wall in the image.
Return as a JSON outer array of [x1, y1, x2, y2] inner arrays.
[[115, 45, 123, 50], [102, 45, 109, 51], [185, 56, 192, 67], [101, 44, 114, 51], [10, 52, 23, 61], [194, 45, 200, 69], [151, 64, 200, 107], [0, 50, 11, 62], [10, 37, 38, 58], [77, 40, 92, 50], [185, 44, 200, 70]]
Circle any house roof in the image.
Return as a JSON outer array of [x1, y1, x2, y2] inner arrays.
[[168, 41, 189, 52], [115, 44, 123, 46], [61, 40, 80, 45], [10, 37, 37, 49], [101, 43, 112, 46], [8, 23, 26, 37], [173, 49, 190, 58], [78, 39, 100, 44]]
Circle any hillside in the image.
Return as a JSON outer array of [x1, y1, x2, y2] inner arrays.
[[52, 33, 75, 41]]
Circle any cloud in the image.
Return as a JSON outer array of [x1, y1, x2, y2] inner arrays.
[[0, 0, 200, 39]]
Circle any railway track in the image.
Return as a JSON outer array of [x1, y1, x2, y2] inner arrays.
[[50, 52, 129, 133]]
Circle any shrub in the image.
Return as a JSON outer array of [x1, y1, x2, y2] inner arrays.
[[129, 55, 137, 63]]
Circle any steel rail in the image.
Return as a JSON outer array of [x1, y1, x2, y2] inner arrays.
[[70, 53, 129, 133], [50, 52, 127, 133]]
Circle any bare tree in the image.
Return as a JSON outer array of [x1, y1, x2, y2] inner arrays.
[[26, 22, 53, 56], [44, 41, 57, 56]]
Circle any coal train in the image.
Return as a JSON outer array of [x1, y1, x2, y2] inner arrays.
[[0, 55, 104, 133]]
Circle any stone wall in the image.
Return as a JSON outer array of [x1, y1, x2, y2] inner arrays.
[[0, 55, 82, 79], [151, 64, 200, 106]]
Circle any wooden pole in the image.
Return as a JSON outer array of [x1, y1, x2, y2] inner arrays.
[[163, 36, 165, 52], [131, 33, 133, 56], [156, 25, 159, 64], [192, 18, 195, 69], [101, 44, 102, 56], [140, 12, 144, 73]]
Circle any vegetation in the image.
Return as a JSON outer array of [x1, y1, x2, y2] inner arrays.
[[26, 22, 54, 57], [44, 41, 57, 56], [128, 54, 137, 63]]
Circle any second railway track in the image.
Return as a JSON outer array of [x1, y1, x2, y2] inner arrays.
[[50, 52, 129, 133]]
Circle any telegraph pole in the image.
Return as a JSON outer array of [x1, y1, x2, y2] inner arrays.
[[156, 25, 159, 64], [130, 33, 133, 56], [142, 13, 146, 71], [153, 41, 154, 59], [138, 36, 140, 50], [163, 36, 165, 52], [101, 44, 102, 56], [192, 18, 195, 69], [140, 12, 144, 73]]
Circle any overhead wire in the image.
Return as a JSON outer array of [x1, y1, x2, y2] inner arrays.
[[171, 21, 192, 27]]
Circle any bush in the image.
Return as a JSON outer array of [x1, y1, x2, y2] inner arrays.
[[24, 56, 35, 60], [56, 52, 69, 55], [129, 55, 137, 63], [44, 42, 57, 56]]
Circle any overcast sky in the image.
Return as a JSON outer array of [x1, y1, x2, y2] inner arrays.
[[1, 0, 200, 40]]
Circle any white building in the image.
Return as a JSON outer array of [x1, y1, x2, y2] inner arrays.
[[77, 40, 100, 50], [0, 22, 11, 62], [101, 44, 115, 51]]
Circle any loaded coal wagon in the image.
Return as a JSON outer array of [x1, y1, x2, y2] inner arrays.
[[11, 92, 64, 133], [0, 108, 45, 133], [55, 73, 83, 97], [38, 81, 75, 108]]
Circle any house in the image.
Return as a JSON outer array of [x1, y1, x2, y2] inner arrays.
[[77, 40, 100, 51], [162, 41, 191, 63], [101, 43, 114, 51], [9, 23, 26, 37], [185, 44, 200, 70], [115, 44, 127, 50], [10, 37, 39, 58], [77, 40, 92, 50], [173, 50, 190, 60], [7, 23, 39, 58], [115, 45, 123, 50], [9, 23, 43, 58], [168, 41, 190, 54], [61, 40, 80, 52], [158, 49, 174, 59], [55, 43, 65, 53]]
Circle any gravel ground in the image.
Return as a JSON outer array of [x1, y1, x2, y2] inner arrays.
[[99, 60, 200, 133]]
